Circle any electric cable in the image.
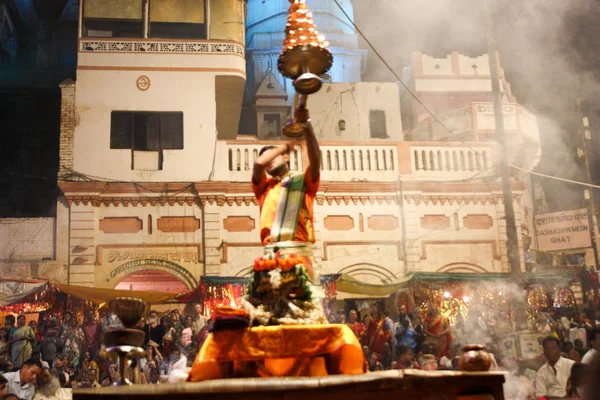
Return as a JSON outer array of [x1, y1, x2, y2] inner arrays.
[[332, 0, 484, 153], [510, 163, 600, 190]]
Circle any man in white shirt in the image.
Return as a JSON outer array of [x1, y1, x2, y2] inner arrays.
[[3, 358, 42, 400], [581, 327, 599, 364], [166, 348, 187, 376], [535, 336, 575, 398], [191, 304, 207, 337]]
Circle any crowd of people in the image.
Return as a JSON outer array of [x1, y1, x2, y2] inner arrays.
[[331, 296, 600, 399], [0, 304, 209, 399], [1, 293, 600, 399]]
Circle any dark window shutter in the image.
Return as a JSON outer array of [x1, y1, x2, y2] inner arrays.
[[110, 112, 132, 149], [369, 110, 388, 139], [146, 114, 161, 151], [161, 112, 183, 149], [133, 114, 148, 150]]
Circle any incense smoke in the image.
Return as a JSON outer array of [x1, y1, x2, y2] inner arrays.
[[350, 0, 600, 209]]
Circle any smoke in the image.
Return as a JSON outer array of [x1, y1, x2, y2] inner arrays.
[[350, 0, 600, 209], [503, 372, 536, 400], [452, 281, 526, 349]]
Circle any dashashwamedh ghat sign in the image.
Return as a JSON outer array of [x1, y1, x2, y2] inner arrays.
[[534, 208, 591, 251]]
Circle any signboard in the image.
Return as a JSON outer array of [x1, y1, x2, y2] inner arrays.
[[95, 245, 202, 290], [534, 208, 591, 251], [518, 333, 544, 360]]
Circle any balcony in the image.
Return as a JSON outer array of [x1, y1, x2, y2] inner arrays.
[[214, 140, 498, 182], [411, 102, 540, 171], [78, 0, 245, 76], [79, 39, 244, 57], [77, 37, 245, 75]]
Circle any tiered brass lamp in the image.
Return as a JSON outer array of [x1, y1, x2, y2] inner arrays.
[[278, 0, 333, 136]]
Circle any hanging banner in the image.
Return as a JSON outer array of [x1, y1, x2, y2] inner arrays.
[[535, 208, 591, 251]]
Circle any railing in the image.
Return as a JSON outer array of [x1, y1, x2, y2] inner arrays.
[[214, 141, 496, 182], [215, 141, 400, 182], [79, 39, 245, 57], [412, 146, 491, 172], [226, 143, 303, 173]]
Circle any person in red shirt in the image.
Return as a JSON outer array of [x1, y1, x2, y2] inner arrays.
[[81, 311, 102, 361]]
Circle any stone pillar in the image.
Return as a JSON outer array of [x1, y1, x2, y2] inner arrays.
[[68, 203, 96, 287], [494, 194, 510, 273], [59, 79, 76, 177], [403, 201, 422, 273], [203, 203, 223, 276]]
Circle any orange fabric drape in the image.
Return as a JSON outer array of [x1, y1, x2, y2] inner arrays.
[[187, 324, 366, 381]]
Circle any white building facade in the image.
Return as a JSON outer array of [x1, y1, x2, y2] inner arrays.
[[0, 2, 542, 293]]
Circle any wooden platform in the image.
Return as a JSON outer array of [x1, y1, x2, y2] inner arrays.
[[74, 370, 506, 400]]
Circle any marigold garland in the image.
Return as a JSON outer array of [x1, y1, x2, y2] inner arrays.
[[253, 251, 302, 272]]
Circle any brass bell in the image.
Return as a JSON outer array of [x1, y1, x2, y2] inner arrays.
[[277, 0, 333, 137], [293, 72, 322, 95], [282, 119, 306, 137]]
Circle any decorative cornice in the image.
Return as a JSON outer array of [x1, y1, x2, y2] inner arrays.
[[58, 180, 526, 208], [79, 39, 244, 57]]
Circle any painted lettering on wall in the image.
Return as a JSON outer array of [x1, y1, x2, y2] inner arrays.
[[107, 250, 198, 264], [106, 259, 198, 289]]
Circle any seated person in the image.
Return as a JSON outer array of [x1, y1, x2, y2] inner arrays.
[[535, 336, 575, 398], [419, 354, 438, 371]]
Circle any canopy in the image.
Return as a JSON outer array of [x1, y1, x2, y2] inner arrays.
[[53, 283, 181, 306], [335, 271, 577, 297], [0, 277, 48, 307], [335, 274, 414, 297]]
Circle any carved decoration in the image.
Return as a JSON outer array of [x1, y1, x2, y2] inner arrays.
[[223, 216, 255, 232], [323, 216, 354, 231], [367, 215, 399, 231], [99, 217, 143, 234], [463, 214, 493, 230], [80, 40, 245, 56], [420, 215, 450, 230], [136, 75, 151, 91], [157, 217, 200, 233]]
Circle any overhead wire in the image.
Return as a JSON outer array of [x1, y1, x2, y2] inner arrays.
[[331, 0, 485, 154], [510, 163, 600, 190]]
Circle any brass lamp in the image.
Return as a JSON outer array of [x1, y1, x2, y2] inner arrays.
[[278, 0, 333, 137]]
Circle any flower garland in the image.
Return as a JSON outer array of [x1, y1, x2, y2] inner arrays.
[[253, 251, 303, 272]]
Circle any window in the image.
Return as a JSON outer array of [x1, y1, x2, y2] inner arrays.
[[110, 111, 183, 150], [262, 113, 281, 138], [369, 110, 388, 139], [82, 0, 207, 39], [149, 0, 207, 39], [83, 0, 144, 38]]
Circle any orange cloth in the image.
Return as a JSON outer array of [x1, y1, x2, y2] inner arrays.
[[213, 305, 248, 318], [187, 324, 366, 381], [252, 168, 319, 245]]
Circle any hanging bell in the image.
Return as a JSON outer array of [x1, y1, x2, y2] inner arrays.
[[282, 120, 306, 137], [293, 72, 323, 95]]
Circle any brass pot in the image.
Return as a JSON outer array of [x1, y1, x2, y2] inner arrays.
[[102, 329, 146, 348], [108, 297, 147, 328], [459, 344, 492, 372]]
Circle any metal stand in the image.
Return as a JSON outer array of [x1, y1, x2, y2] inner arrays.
[[106, 345, 145, 386]]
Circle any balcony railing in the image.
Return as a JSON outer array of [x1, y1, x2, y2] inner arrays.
[[410, 145, 494, 179], [79, 39, 244, 57], [213, 140, 497, 182]]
